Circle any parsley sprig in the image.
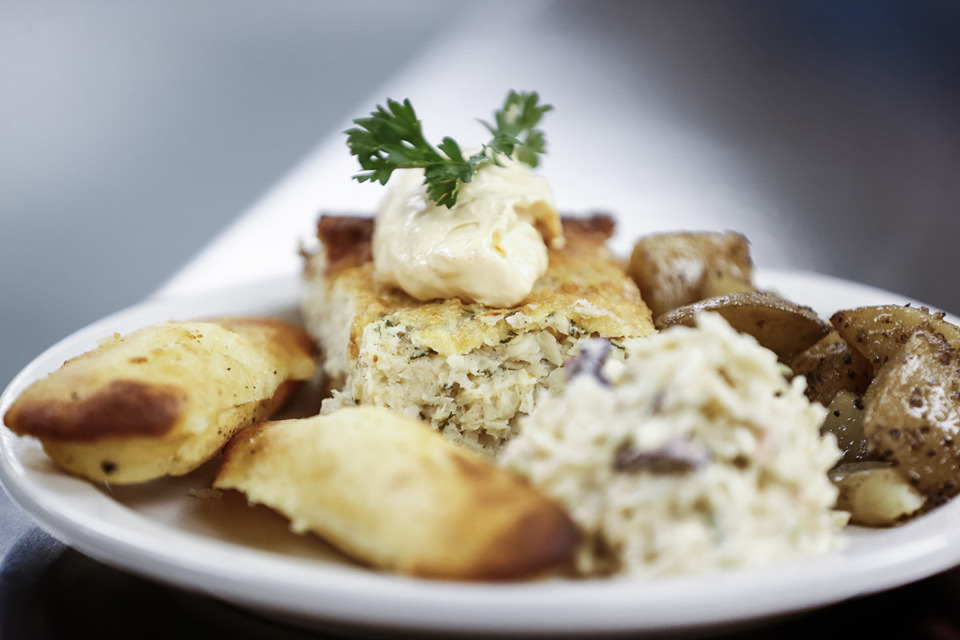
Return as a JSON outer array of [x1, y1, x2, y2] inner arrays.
[[345, 91, 552, 208]]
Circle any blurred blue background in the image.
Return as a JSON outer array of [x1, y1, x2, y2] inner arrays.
[[1, 0, 460, 388], [2, 0, 959, 387]]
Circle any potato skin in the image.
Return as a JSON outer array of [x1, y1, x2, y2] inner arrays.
[[862, 330, 960, 499], [831, 305, 960, 374], [627, 231, 754, 318], [791, 332, 873, 406], [820, 390, 873, 465], [3, 318, 316, 484], [655, 291, 830, 363], [214, 407, 581, 581]]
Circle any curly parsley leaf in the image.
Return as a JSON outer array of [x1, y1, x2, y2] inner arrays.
[[345, 91, 551, 208], [480, 90, 553, 168]]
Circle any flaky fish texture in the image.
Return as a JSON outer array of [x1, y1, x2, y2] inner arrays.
[[214, 406, 581, 580], [3, 317, 316, 484], [301, 214, 655, 456]]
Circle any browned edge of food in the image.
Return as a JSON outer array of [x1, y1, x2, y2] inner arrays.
[[211, 316, 319, 361], [4, 380, 185, 442], [314, 212, 617, 278]]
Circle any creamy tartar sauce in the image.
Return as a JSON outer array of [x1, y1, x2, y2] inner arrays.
[[372, 156, 563, 308]]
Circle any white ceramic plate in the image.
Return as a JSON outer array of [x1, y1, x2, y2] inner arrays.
[[3, 270, 960, 637]]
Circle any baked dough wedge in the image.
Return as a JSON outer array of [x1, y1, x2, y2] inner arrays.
[[3, 317, 316, 484], [214, 406, 581, 580], [301, 214, 655, 457]]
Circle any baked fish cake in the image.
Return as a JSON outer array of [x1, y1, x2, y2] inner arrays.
[[3, 317, 316, 484], [301, 214, 655, 457], [214, 406, 581, 580]]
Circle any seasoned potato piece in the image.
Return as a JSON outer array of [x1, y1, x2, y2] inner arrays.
[[214, 407, 580, 581], [655, 291, 830, 362], [791, 331, 873, 405], [3, 318, 316, 484], [820, 390, 873, 465], [831, 304, 960, 373], [627, 231, 754, 317], [862, 329, 960, 498], [830, 461, 926, 527]]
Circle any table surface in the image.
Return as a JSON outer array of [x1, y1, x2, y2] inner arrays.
[[4, 2, 960, 637]]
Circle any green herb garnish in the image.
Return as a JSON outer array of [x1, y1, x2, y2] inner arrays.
[[345, 90, 552, 208]]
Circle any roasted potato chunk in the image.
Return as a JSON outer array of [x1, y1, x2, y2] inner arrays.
[[655, 291, 830, 362], [791, 332, 873, 405], [820, 390, 873, 465], [862, 329, 960, 499], [214, 407, 581, 581], [831, 461, 926, 527], [831, 304, 960, 373], [627, 231, 754, 317], [3, 318, 316, 484]]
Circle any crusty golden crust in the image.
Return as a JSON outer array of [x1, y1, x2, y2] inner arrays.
[[3, 317, 317, 484], [314, 215, 374, 277], [214, 407, 580, 580], [309, 213, 654, 364], [313, 213, 616, 279], [8, 379, 183, 442], [301, 213, 655, 455], [213, 316, 318, 369]]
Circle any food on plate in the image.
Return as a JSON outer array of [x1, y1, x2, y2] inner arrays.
[[862, 329, 960, 499], [305, 91, 652, 458], [785, 304, 960, 525], [7, 88, 960, 584], [345, 90, 553, 209], [214, 406, 580, 580], [346, 91, 561, 309], [301, 214, 655, 458], [819, 390, 871, 465], [822, 394, 928, 527], [789, 332, 873, 406], [622, 233, 960, 527], [831, 304, 960, 373], [628, 232, 827, 366], [655, 290, 830, 363], [830, 462, 925, 527], [818, 392, 924, 526], [499, 313, 847, 577], [371, 153, 563, 308], [627, 231, 755, 318], [3, 317, 316, 483]]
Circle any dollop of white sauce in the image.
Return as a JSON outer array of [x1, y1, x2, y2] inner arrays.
[[372, 155, 563, 307]]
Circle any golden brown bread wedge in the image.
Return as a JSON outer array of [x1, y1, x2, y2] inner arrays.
[[3, 317, 316, 484], [214, 407, 581, 581]]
